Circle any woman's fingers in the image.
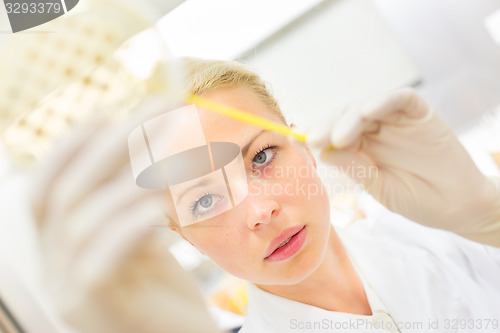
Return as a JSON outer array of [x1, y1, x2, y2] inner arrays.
[[330, 104, 366, 149], [306, 123, 334, 149], [305, 107, 344, 149], [333, 89, 420, 148], [307, 88, 429, 153], [361, 88, 429, 122], [314, 102, 378, 150], [306, 103, 361, 149]]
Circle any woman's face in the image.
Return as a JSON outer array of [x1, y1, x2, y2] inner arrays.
[[172, 87, 331, 285]]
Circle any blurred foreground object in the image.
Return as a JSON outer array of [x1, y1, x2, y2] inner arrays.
[[0, 257, 73, 333], [0, 0, 184, 166], [30, 104, 220, 333], [209, 276, 248, 316], [1, 0, 222, 330]]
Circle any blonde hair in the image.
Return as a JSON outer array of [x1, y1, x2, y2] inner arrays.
[[182, 57, 287, 124]]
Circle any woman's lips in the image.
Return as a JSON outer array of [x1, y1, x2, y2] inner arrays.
[[265, 226, 307, 262]]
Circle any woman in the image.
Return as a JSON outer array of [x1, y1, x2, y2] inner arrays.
[[166, 58, 500, 332], [32, 57, 500, 333]]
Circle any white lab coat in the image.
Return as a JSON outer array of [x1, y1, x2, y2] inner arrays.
[[239, 200, 500, 333]]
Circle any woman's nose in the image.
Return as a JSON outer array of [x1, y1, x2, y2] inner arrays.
[[245, 193, 280, 230]]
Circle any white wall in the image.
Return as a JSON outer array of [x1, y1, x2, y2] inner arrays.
[[241, 0, 420, 129], [157, 0, 325, 60]]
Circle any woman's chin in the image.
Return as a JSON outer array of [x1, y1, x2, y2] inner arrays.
[[267, 250, 327, 285]]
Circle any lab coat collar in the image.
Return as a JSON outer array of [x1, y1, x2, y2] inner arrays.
[[338, 226, 461, 328], [243, 225, 461, 332], [245, 282, 377, 332]]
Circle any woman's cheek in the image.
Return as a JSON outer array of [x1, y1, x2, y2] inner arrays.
[[278, 156, 318, 200], [199, 226, 240, 253]]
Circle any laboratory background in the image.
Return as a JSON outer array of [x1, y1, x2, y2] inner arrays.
[[0, 0, 500, 332]]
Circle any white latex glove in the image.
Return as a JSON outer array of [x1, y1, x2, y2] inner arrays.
[[30, 107, 221, 333], [308, 88, 500, 247]]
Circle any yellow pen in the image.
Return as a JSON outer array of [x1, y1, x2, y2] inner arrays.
[[185, 93, 307, 143]]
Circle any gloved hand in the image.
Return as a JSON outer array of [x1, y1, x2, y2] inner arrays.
[[30, 105, 221, 333], [308, 88, 500, 247]]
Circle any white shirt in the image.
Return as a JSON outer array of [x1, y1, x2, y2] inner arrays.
[[239, 202, 500, 332], [242, 279, 399, 332]]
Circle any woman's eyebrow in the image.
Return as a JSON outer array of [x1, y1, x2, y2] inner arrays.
[[176, 179, 212, 205], [241, 129, 267, 158]]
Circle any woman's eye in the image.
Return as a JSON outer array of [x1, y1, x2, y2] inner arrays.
[[252, 147, 276, 168], [192, 194, 221, 216], [199, 195, 213, 208]]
